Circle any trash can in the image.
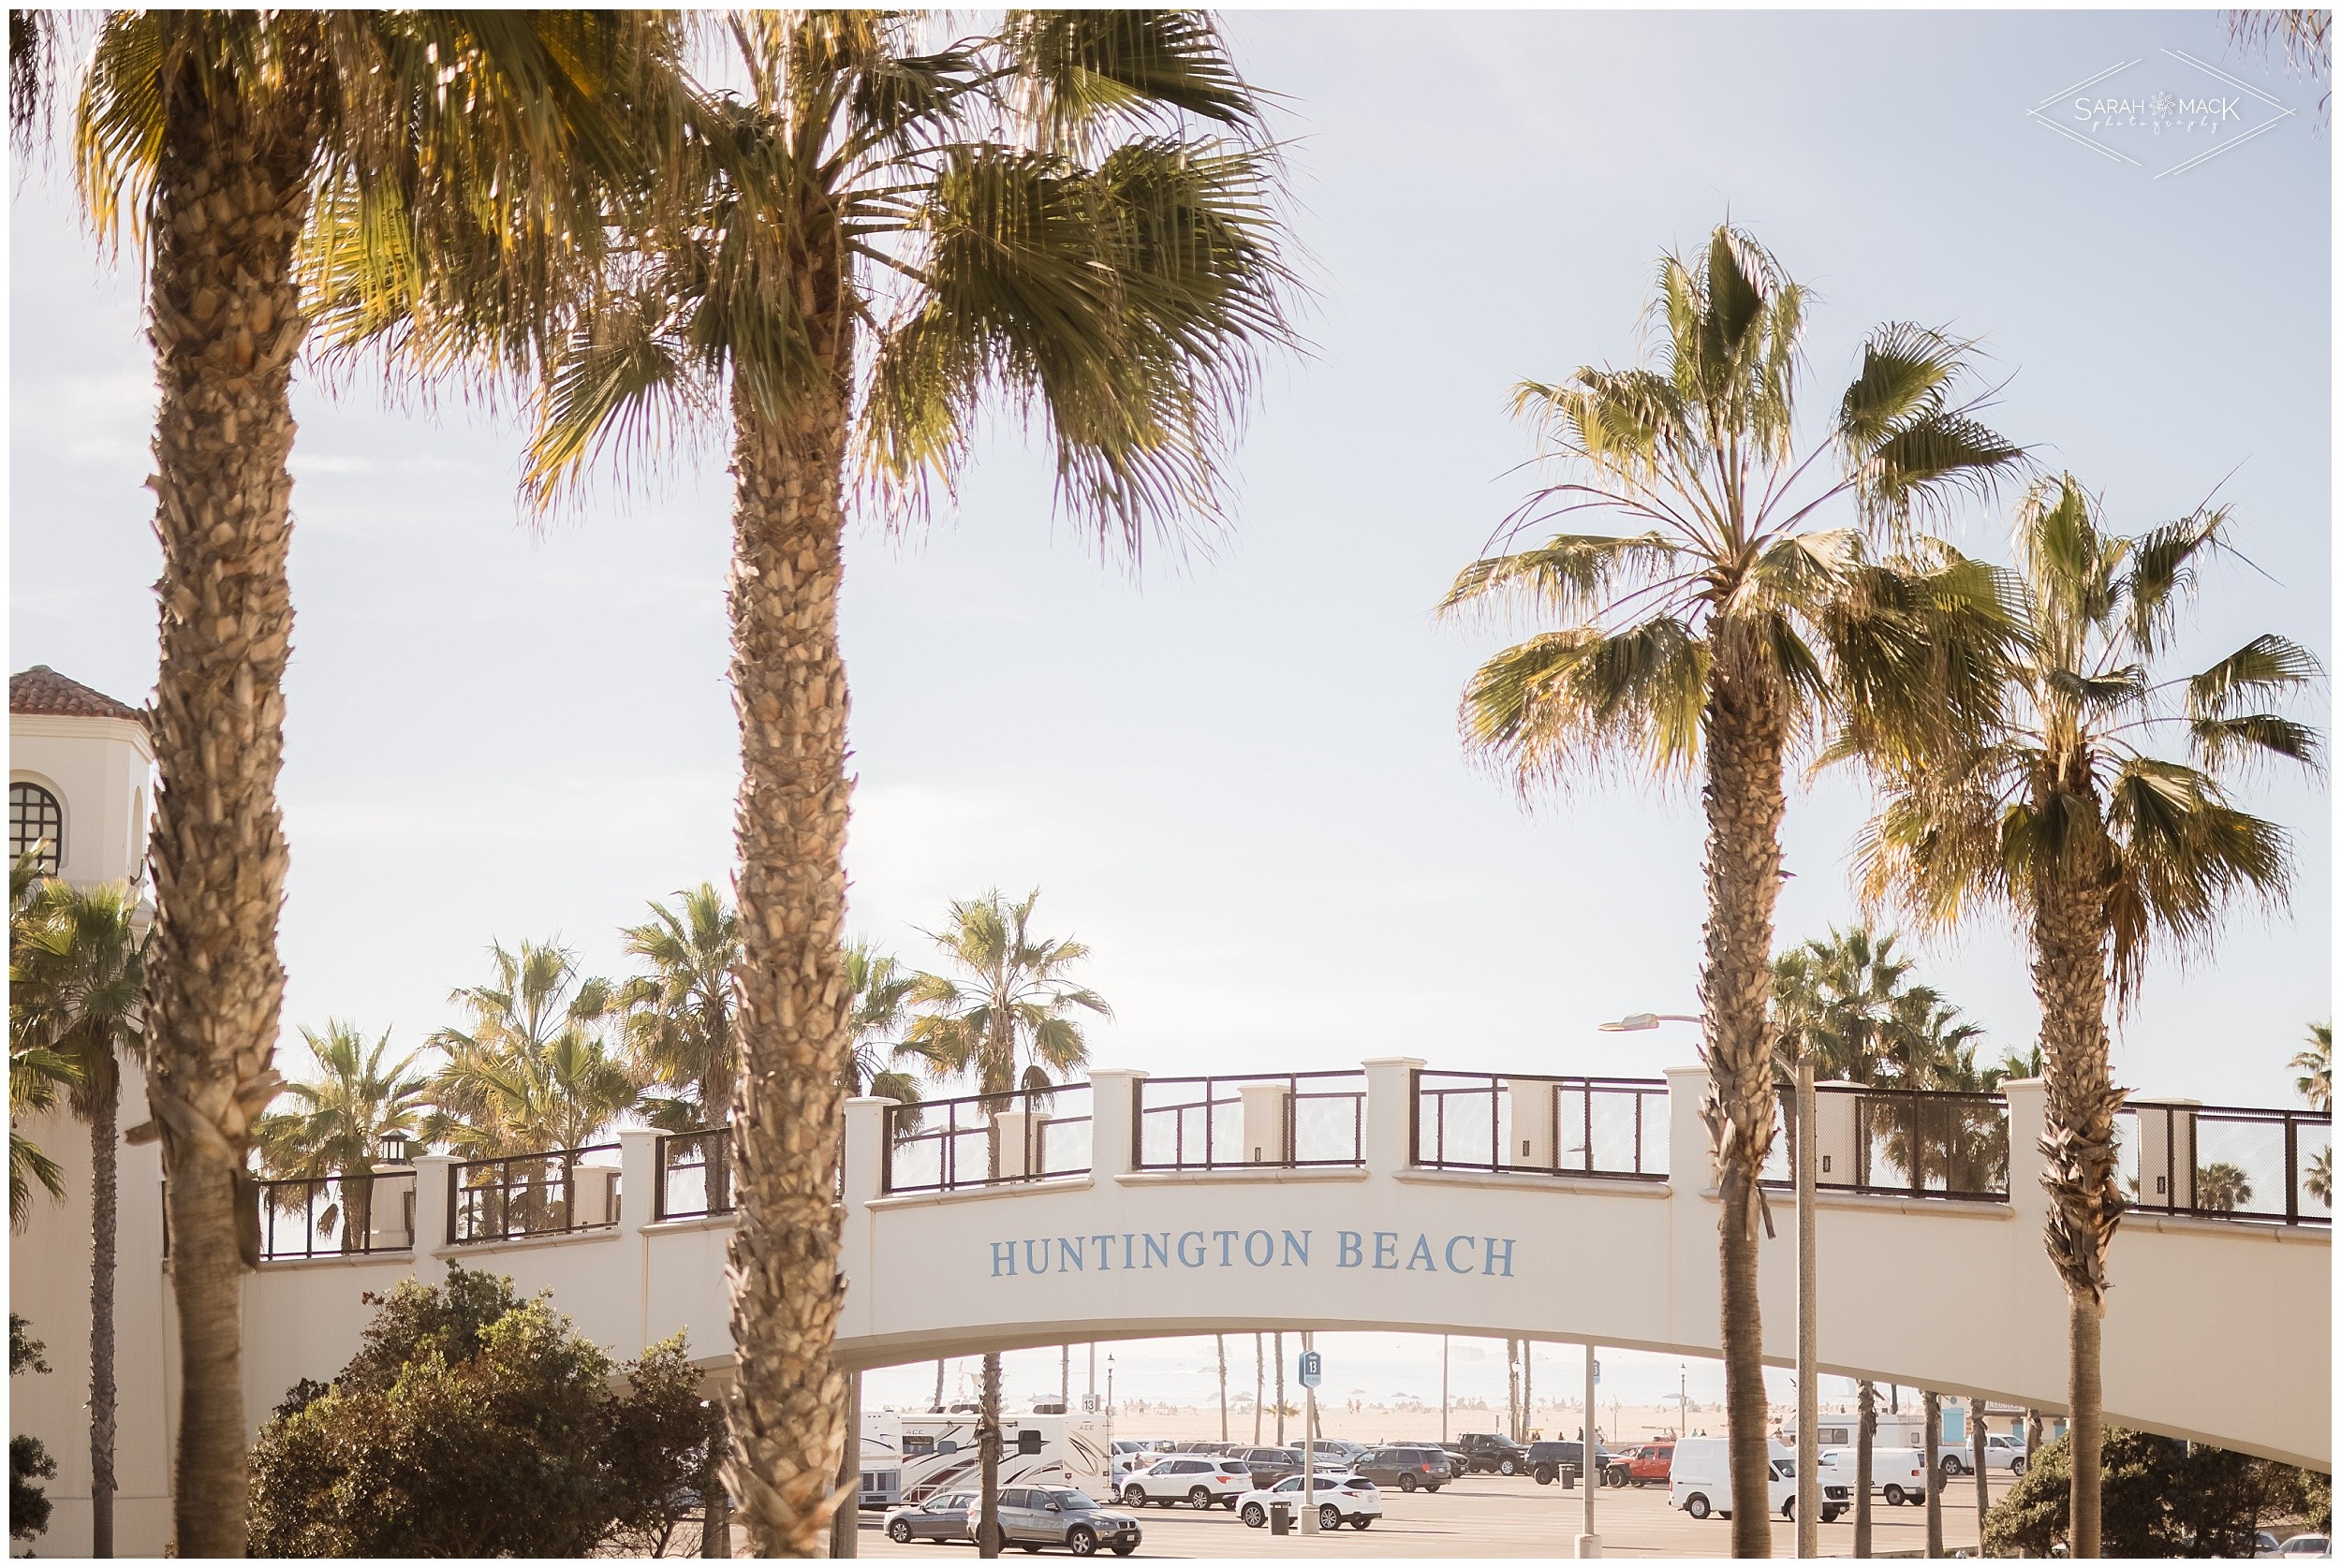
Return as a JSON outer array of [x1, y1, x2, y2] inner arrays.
[[1562, 1464, 1578, 1490], [1270, 1502, 1292, 1536]]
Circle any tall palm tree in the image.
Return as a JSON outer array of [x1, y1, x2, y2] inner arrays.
[[843, 939, 924, 1112], [2193, 1160, 2254, 1213], [426, 938, 639, 1154], [2291, 1021, 2331, 1111], [1441, 225, 2022, 1555], [905, 887, 1111, 1552], [9, 878, 145, 1556], [489, 16, 1295, 1549], [8, 850, 81, 1227], [250, 1021, 432, 1249], [617, 885, 742, 1128], [1851, 475, 2321, 1555], [32, 15, 685, 1547]]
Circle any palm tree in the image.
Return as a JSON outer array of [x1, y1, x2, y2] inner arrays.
[[498, 17, 1296, 1550], [617, 885, 742, 1129], [426, 939, 638, 1154], [28, 15, 685, 1547], [1850, 475, 2321, 1555], [1853, 1378, 1877, 1557], [9, 877, 145, 1556], [906, 887, 1112, 1551], [2193, 1160, 2254, 1213], [9, 851, 81, 1227], [2291, 1022, 2331, 1111], [1442, 225, 2022, 1555], [843, 940, 925, 1112], [250, 1021, 432, 1250]]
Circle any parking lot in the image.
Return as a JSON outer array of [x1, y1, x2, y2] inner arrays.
[[856, 1469, 2010, 1559]]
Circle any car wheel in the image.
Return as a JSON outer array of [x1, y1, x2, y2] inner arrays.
[[1398, 1473, 1418, 1493], [1686, 1493, 1712, 1520], [1122, 1487, 1146, 1507], [1187, 1487, 1213, 1510], [1498, 1458, 1518, 1476], [1019, 1544, 1042, 1554], [1110, 1546, 1136, 1558], [889, 1520, 914, 1544], [1319, 1505, 1342, 1532], [1884, 1485, 1907, 1506], [1783, 1498, 1796, 1522], [1943, 1456, 1965, 1477], [1351, 1516, 1374, 1530], [1534, 1466, 1554, 1486], [1068, 1526, 1098, 1557], [1426, 1484, 1442, 1493], [2012, 1458, 2027, 1476], [1240, 1503, 1265, 1529], [1824, 1506, 1844, 1524]]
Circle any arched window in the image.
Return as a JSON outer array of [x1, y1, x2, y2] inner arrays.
[[10, 782, 63, 874]]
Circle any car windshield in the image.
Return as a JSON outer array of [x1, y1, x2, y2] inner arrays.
[[1042, 1490, 1098, 1510]]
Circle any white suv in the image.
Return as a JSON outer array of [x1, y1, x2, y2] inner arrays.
[[1236, 1473, 1382, 1532], [1120, 1456, 1252, 1510]]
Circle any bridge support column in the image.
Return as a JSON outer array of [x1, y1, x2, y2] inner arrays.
[[1088, 1070, 1144, 1179], [844, 1098, 889, 1206], [413, 1153, 454, 1285], [1510, 1079, 1555, 1171], [1363, 1057, 1426, 1171], [1240, 1082, 1291, 1165], [2135, 1100, 2201, 1211], [1814, 1080, 1860, 1188], [618, 1128, 657, 1356], [1662, 1063, 1708, 1188]]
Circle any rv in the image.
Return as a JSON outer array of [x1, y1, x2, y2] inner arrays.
[[859, 1411, 1111, 1509]]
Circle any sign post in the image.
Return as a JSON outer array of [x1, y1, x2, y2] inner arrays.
[[1298, 1341, 1322, 1535]]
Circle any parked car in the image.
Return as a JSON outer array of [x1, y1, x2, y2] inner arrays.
[[966, 1485, 1143, 1557], [885, 1490, 978, 1544], [1235, 1473, 1384, 1531], [1525, 1441, 1629, 1487], [2260, 1531, 2286, 1556], [1118, 1455, 1252, 1509], [2279, 1534, 2333, 1558], [1300, 1438, 1368, 1467], [1938, 1434, 2027, 1477], [1667, 1437, 1845, 1522], [1354, 1444, 1455, 1493], [1619, 1441, 1674, 1487], [1820, 1445, 1929, 1506], [1458, 1431, 1531, 1475], [1229, 1446, 1304, 1487]]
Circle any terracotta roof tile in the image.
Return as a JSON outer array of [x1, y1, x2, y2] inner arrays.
[[9, 666, 147, 725]]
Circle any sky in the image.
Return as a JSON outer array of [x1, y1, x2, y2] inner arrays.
[[9, 10, 2331, 1407]]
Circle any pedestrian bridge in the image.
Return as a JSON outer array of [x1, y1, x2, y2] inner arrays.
[[231, 1060, 2331, 1471]]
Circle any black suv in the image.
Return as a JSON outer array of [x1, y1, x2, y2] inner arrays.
[[1525, 1441, 1629, 1487], [1457, 1432, 1530, 1475], [1355, 1445, 1455, 1493]]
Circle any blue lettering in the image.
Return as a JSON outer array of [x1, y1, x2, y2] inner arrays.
[[1373, 1232, 1398, 1269], [1213, 1229, 1239, 1267], [1178, 1231, 1207, 1267], [1281, 1230, 1311, 1268], [1445, 1235, 1477, 1274], [1244, 1230, 1274, 1267], [1338, 1231, 1362, 1268], [1058, 1237, 1083, 1271], [1023, 1239, 1052, 1275], [1484, 1236, 1515, 1277], [1122, 1233, 1138, 1268], [1407, 1234, 1437, 1271], [1091, 1234, 1116, 1268], [992, 1240, 1018, 1278], [1143, 1233, 1170, 1269]]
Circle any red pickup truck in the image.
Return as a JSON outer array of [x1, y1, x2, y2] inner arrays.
[[1619, 1442, 1675, 1487]]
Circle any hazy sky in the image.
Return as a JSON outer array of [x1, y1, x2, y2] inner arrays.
[[10, 10, 2331, 1404]]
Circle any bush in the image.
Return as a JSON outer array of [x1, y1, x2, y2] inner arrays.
[[248, 1266, 723, 1557], [10, 1315, 55, 1545], [1985, 1429, 2327, 1558]]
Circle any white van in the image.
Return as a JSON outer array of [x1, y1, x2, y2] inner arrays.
[[1818, 1445, 1930, 1506], [1667, 1437, 1844, 1522]]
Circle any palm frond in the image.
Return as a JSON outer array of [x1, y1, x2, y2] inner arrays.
[[1459, 616, 1708, 791]]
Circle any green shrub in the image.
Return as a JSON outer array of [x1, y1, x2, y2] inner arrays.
[[10, 1314, 55, 1545], [248, 1266, 722, 1557], [1985, 1429, 2327, 1558]]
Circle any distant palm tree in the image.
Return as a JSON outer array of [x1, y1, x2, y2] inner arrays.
[[2193, 1161, 2254, 1213], [615, 885, 740, 1130], [251, 1021, 433, 1247], [2291, 1022, 2331, 1112], [1441, 224, 2021, 1557], [426, 939, 637, 1154], [1852, 476, 2321, 1556], [843, 940, 924, 1114], [8, 851, 80, 1226], [9, 876, 145, 1555]]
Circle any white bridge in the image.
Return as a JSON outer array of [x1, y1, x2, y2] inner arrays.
[[14, 1058, 2332, 1556]]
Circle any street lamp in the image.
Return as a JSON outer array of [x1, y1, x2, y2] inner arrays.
[[1597, 1012, 1701, 1033]]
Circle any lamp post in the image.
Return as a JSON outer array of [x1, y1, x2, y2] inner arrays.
[[1596, 1013, 1702, 1033], [1577, 1343, 1600, 1559]]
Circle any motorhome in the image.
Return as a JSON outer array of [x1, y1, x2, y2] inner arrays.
[[859, 1411, 1111, 1509]]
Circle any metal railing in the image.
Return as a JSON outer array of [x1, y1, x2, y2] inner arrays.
[[882, 1084, 1093, 1195], [1134, 1071, 1366, 1172], [1759, 1086, 2011, 1202], [448, 1144, 623, 1245], [2121, 1101, 2332, 1225], [1411, 1071, 1669, 1180], [655, 1127, 735, 1221], [169, 1170, 421, 1262]]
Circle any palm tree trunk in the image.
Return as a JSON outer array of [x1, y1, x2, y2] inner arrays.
[[721, 354, 857, 1556], [1699, 622, 1792, 1561], [702, 1397, 732, 1559], [142, 50, 317, 1560], [89, 1075, 119, 1558], [1854, 1379, 1876, 1558], [1253, 1335, 1263, 1443], [977, 1352, 1002, 1559], [1274, 1332, 1286, 1446], [1216, 1333, 1227, 1441], [1970, 1394, 1988, 1542], [935, 1359, 947, 1411], [2031, 839, 2121, 1560], [1923, 1390, 1942, 1558]]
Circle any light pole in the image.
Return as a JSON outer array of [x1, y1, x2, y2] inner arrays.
[[1795, 1052, 1818, 1559], [1578, 1343, 1599, 1559], [1440, 1336, 1450, 1444], [1596, 1012, 1702, 1033], [1678, 1364, 1687, 1440]]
